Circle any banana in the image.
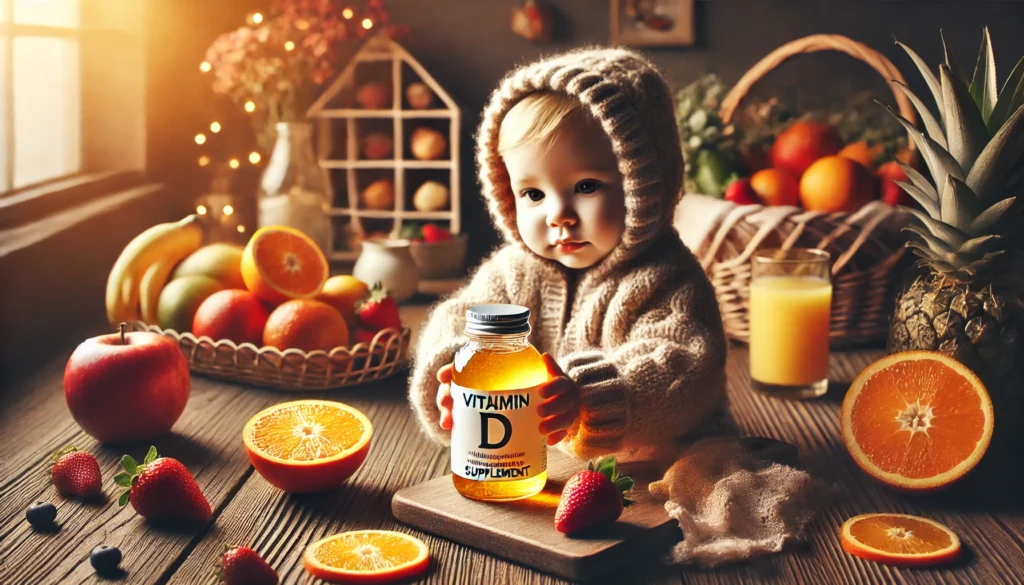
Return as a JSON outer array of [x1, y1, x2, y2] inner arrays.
[[139, 257, 178, 325], [105, 214, 204, 328]]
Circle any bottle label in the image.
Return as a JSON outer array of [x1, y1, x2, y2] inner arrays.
[[450, 383, 546, 481]]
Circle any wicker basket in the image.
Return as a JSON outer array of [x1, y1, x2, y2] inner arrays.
[[127, 321, 411, 391], [684, 34, 920, 347]]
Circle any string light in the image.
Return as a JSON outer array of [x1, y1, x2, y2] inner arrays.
[[361, 18, 373, 30], [195, 133, 207, 145], [237, 225, 246, 233], [249, 151, 262, 164], [342, 8, 354, 19], [229, 159, 240, 169], [244, 101, 256, 113], [198, 155, 211, 167], [196, 205, 208, 215], [284, 40, 295, 51], [252, 12, 263, 24], [210, 121, 221, 133], [223, 205, 234, 216], [199, 61, 212, 73]]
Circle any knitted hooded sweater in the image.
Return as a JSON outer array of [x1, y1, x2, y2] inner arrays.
[[408, 48, 727, 460]]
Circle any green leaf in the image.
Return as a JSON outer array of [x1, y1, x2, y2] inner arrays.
[[896, 39, 945, 122], [894, 81, 947, 149], [966, 105, 1024, 206], [615, 476, 634, 493], [970, 197, 1018, 236], [113, 472, 133, 487], [968, 27, 998, 122], [118, 491, 131, 508], [988, 57, 1024, 134], [144, 446, 158, 465], [941, 29, 967, 83], [905, 207, 967, 246], [940, 175, 976, 231], [894, 159, 938, 200], [895, 180, 940, 218], [595, 456, 616, 480], [959, 235, 1002, 256], [941, 65, 989, 171], [120, 455, 138, 475]]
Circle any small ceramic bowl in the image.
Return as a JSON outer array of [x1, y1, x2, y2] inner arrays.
[[409, 233, 469, 279]]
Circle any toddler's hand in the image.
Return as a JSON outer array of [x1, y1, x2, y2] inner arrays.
[[436, 363, 454, 431], [537, 354, 580, 446]]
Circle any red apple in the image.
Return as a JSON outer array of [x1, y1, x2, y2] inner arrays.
[[724, 178, 761, 205], [877, 161, 912, 207], [64, 325, 190, 443]]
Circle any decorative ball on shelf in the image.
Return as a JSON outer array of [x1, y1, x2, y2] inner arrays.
[[361, 179, 396, 210], [361, 132, 394, 159], [405, 82, 435, 110], [410, 127, 447, 161], [413, 181, 450, 212], [356, 82, 391, 109]]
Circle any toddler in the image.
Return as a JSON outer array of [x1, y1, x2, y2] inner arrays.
[[409, 48, 727, 462]]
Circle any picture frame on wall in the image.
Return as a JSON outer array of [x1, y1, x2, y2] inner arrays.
[[610, 0, 695, 47]]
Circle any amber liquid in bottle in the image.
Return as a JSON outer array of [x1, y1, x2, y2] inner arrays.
[[451, 333, 550, 501]]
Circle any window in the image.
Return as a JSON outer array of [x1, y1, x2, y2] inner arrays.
[[0, 0, 144, 196]]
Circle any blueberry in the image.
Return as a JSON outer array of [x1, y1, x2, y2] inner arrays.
[[26, 501, 56, 527], [90, 544, 122, 575]]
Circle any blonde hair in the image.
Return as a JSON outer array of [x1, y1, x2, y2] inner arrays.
[[497, 93, 586, 154]]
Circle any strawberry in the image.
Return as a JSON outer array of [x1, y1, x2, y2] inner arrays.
[[353, 328, 378, 345], [356, 284, 402, 331], [421, 223, 451, 243], [216, 544, 278, 585], [51, 446, 101, 498], [114, 446, 212, 523], [554, 456, 633, 535]]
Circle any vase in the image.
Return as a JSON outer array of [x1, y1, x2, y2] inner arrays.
[[257, 122, 331, 254], [353, 239, 420, 303]]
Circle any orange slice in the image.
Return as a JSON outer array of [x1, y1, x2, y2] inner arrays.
[[841, 351, 993, 491], [241, 225, 329, 305], [841, 513, 960, 566], [304, 530, 430, 583], [243, 400, 372, 493]]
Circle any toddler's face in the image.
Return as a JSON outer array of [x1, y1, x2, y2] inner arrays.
[[503, 112, 626, 270]]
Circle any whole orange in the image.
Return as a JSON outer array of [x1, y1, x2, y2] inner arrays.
[[192, 289, 270, 346], [838, 141, 884, 170], [770, 121, 843, 178], [264, 299, 350, 352], [317, 275, 369, 328], [749, 168, 800, 207], [800, 155, 877, 213]]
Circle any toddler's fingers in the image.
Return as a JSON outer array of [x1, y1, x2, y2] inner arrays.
[[541, 353, 566, 378], [437, 363, 454, 384], [437, 383, 452, 411], [439, 409, 453, 431], [537, 376, 573, 400], [537, 391, 578, 418], [539, 410, 576, 437], [545, 430, 568, 446]]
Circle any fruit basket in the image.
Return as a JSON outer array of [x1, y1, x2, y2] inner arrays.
[[127, 321, 411, 391], [677, 34, 920, 347]]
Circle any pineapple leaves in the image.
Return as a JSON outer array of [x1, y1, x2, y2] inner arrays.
[[988, 56, 1024, 134], [941, 29, 967, 83], [905, 207, 967, 246], [895, 158, 938, 200], [895, 179, 939, 217], [940, 175, 975, 231], [968, 27, 998, 123], [894, 81, 947, 149], [904, 225, 956, 259], [970, 196, 1018, 236], [960, 235, 1003, 256], [896, 39, 945, 123], [881, 103, 964, 191], [941, 65, 989, 171], [966, 105, 1024, 206]]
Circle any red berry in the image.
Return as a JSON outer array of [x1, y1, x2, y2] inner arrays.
[[356, 284, 403, 332], [554, 456, 633, 535], [219, 545, 278, 585], [724, 178, 760, 206], [115, 446, 211, 524], [421, 223, 452, 243], [52, 446, 101, 498]]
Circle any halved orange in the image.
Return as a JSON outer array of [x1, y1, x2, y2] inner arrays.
[[841, 351, 993, 491], [841, 513, 960, 566], [241, 225, 329, 305], [243, 400, 372, 493], [305, 530, 429, 583]]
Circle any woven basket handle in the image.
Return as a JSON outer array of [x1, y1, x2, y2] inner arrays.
[[719, 34, 917, 139]]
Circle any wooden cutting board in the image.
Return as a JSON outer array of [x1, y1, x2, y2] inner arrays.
[[391, 450, 680, 581]]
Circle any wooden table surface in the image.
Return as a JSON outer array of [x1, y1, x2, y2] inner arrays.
[[2, 302, 1022, 585]]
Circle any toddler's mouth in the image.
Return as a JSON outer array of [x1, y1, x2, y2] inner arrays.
[[554, 240, 588, 253]]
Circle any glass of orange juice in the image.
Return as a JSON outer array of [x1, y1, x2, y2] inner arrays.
[[749, 248, 832, 399]]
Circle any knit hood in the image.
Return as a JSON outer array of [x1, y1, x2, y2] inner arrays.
[[476, 47, 684, 271]]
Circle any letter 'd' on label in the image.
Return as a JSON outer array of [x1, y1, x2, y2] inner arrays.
[[450, 383, 546, 481]]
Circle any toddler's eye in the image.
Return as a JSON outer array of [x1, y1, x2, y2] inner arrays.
[[576, 180, 601, 194], [522, 189, 545, 202]]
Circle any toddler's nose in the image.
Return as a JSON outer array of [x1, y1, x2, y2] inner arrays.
[[546, 195, 578, 228]]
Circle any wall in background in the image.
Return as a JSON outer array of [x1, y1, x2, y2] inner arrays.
[[146, 0, 1024, 265]]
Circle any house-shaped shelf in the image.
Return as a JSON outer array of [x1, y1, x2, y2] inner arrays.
[[308, 33, 461, 262]]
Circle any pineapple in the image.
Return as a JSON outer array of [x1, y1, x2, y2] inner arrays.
[[883, 28, 1024, 386]]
